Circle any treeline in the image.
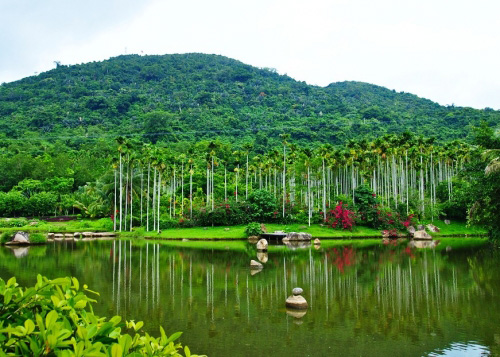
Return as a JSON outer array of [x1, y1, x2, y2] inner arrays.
[[1, 53, 499, 151]]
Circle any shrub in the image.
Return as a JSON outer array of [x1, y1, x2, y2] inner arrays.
[[325, 202, 356, 230], [247, 190, 279, 222], [0, 231, 12, 244], [0, 275, 203, 356], [0, 218, 28, 228], [245, 222, 262, 237], [29, 233, 47, 244]]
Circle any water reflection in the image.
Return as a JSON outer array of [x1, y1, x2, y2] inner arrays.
[[1, 240, 499, 357]]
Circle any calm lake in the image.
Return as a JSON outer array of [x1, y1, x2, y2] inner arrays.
[[1, 239, 499, 356]]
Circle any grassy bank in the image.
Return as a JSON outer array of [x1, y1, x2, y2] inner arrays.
[[0, 218, 488, 240]]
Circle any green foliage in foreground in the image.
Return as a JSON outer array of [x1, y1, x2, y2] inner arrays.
[[0, 275, 204, 356]]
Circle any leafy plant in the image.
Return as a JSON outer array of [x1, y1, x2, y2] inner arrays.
[[0, 275, 204, 356], [245, 222, 262, 237], [0, 231, 11, 244], [29, 233, 47, 244]]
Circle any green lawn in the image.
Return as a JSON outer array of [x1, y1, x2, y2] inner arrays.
[[0, 218, 488, 241]]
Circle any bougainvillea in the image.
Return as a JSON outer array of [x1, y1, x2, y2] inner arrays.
[[325, 201, 356, 230]]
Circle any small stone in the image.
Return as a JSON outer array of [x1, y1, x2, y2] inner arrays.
[[292, 287, 303, 295], [417, 225, 425, 230], [286, 232, 312, 241], [444, 219, 451, 225], [407, 226, 416, 234], [286, 294, 308, 309], [224, 228, 230, 231], [256, 239, 268, 251], [203, 227, 208, 230], [313, 238, 321, 245], [182, 238, 189, 242], [446, 246, 452, 252]]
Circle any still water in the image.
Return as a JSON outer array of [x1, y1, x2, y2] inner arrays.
[[1, 239, 499, 356]]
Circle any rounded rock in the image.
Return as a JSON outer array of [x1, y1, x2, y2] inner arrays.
[[292, 287, 303, 296], [285, 294, 308, 309]]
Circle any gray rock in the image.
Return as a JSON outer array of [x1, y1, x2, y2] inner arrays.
[[256, 238, 268, 251], [224, 228, 230, 231], [5, 231, 30, 245], [48, 233, 55, 239], [286, 232, 312, 241], [82, 232, 93, 237], [444, 219, 451, 225], [73, 232, 82, 238], [313, 238, 321, 245], [407, 226, 416, 234], [292, 287, 303, 295], [250, 260, 263, 269], [286, 294, 308, 309], [426, 224, 440, 233], [414, 230, 432, 240], [54, 233, 64, 239], [417, 225, 425, 230]]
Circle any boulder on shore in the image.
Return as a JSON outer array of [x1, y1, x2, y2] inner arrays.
[[286, 232, 312, 241], [413, 230, 432, 240], [5, 231, 30, 245], [426, 224, 440, 233]]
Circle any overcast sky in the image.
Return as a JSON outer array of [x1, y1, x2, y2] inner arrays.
[[1, 0, 500, 109]]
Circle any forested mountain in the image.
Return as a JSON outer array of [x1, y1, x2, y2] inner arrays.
[[0, 53, 499, 152]]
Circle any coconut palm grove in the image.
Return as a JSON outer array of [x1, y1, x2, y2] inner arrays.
[[1, 54, 500, 356]]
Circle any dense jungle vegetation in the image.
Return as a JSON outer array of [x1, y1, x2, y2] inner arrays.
[[0, 54, 499, 238]]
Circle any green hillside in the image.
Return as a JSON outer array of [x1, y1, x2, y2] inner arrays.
[[1, 53, 498, 151]]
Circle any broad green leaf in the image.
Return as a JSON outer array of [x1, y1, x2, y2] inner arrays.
[[72, 277, 80, 291], [111, 343, 122, 357], [45, 310, 59, 329], [24, 319, 35, 335]]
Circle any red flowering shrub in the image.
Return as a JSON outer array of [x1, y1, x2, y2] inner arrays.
[[325, 202, 356, 230]]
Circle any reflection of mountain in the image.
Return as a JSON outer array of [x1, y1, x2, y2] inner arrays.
[[1, 241, 499, 357]]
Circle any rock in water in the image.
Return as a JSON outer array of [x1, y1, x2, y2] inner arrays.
[[250, 260, 263, 269], [407, 226, 416, 234], [286, 287, 308, 309], [5, 231, 30, 245], [286, 232, 312, 241], [417, 225, 425, 230], [256, 239, 268, 251], [413, 230, 432, 240], [444, 219, 451, 225], [313, 238, 321, 245]]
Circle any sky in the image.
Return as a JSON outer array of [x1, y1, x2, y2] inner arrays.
[[1, 0, 500, 109]]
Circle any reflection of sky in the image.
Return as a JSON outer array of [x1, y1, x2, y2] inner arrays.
[[427, 342, 489, 356]]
